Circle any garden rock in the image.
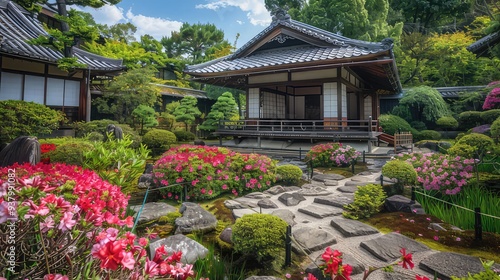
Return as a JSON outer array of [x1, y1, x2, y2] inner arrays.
[[344, 181, 373, 187], [312, 173, 345, 181], [323, 179, 339, 186], [278, 192, 306, 206], [257, 199, 278, 209], [306, 252, 365, 278], [297, 184, 332, 196], [314, 195, 353, 208], [292, 227, 336, 255], [337, 185, 358, 193], [175, 202, 217, 234], [234, 198, 258, 208], [360, 232, 430, 262], [330, 218, 379, 237], [219, 227, 232, 244], [298, 205, 343, 218], [244, 192, 269, 199], [419, 252, 498, 280], [264, 185, 301, 195], [137, 173, 153, 189], [428, 223, 462, 232], [0, 136, 41, 167], [271, 209, 296, 226], [385, 195, 425, 214], [130, 202, 177, 225], [149, 234, 208, 264]]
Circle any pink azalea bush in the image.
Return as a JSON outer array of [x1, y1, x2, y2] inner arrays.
[[305, 143, 361, 168], [483, 82, 500, 110], [395, 152, 475, 195], [0, 163, 194, 279], [152, 145, 277, 200]]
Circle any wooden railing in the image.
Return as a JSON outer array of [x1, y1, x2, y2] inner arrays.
[[394, 132, 413, 153], [218, 119, 379, 133]]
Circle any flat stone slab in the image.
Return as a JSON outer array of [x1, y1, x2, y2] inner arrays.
[[271, 209, 296, 226], [292, 227, 337, 255], [130, 202, 177, 225], [323, 179, 339, 186], [314, 195, 353, 208], [149, 234, 208, 264], [312, 173, 345, 181], [175, 202, 217, 234], [350, 175, 372, 182], [330, 218, 379, 237], [358, 171, 372, 175], [344, 181, 374, 187], [298, 205, 343, 218], [224, 198, 258, 209], [337, 185, 359, 193], [278, 192, 306, 206], [264, 185, 301, 195], [244, 192, 269, 199], [420, 252, 498, 280], [360, 232, 430, 262], [232, 208, 261, 219], [296, 184, 333, 196], [234, 198, 258, 208], [257, 199, 278, 209], [385, 195, 425, 214]]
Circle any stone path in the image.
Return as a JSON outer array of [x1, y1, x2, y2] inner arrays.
[[223, 159, 490, 280]]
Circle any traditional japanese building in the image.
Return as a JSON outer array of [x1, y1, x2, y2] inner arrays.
[[0, 0, 124, 122], [185, 9, 402, 146]]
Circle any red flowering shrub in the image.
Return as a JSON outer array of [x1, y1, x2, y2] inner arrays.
[[40, 143, 56, 164], [483, 86, 500, 110], [152, 145, 277, 200], [305, 142, 361, 168]]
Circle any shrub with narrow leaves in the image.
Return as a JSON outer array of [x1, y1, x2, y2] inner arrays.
[[343, 184, 387, 220], [276, 164, 303, 185]]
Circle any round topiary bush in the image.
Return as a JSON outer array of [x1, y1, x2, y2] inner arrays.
[[410, 121, 427, 131], [276, 164, 303, 185], [173, 130, 196, 142], [447, 143, 477, 159], [382, 160, 417, 186], [436, 116, 458, 130], [414, 130, 441, 141], [143, 129, 177, 155], [491, 117, 500, 140], [480, 109, 500, 124], [232, 213, 287, 262], [343, 184, 387, 220], [458, 111, 482, 130], [456, 133, 494, 158], [45, 141, 94, 166], [378, 114, 415, 135]]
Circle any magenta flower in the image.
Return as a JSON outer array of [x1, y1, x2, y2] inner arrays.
[[58, 211, 76, 232]]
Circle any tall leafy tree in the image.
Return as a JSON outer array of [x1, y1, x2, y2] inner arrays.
[[99, 22, 137, 43], [132, 105, 158, 135], [161, 22, 230, 63], [94, 67, 163, 124], [172, 96, 202, 131], [199, 92, 239, 132]]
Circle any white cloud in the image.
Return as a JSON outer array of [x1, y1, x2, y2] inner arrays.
[[74, 4, 125, 25], [196, 0, 271, 26], [125, 10, 182, 39], [236, 20, 244, 25]]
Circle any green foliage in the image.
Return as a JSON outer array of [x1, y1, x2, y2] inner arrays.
[[93, 67, 162, 124], [193, 241, 246, 280], [132, 105, 158, 134], [447, 143, 477, 159], [83, 135, 149, 193], [157, 211, 182, 225], [378, 114, 415, 135], [0, 100, 65, 144], [491, 117, 500, 139], [456, 133, 494, 160], [46, 141, 94, 166], [458, 111, 482, 130], [414, 130, 442, 142], [410, 121, 427, 131], [480, 109, 500, 124], [232, 213, 287, 263], [276, 164, 303, 185], [199, 92, 240, 133], [436, 116, 459, 130], [173, 130, 196, 142], [172, 96, 202, 131], [451, 260, 500, 280], [142, 129, 177, 156], [343, 184, 387, 220], [72, 119, 141, 147], [84, 132, 105, 142], [305, 143, 360, 168], [382, 160, 417, 185], [394, 86, 451, 128]]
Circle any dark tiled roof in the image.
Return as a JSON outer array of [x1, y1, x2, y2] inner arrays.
[[467, 31, 500, 56], [185, 15, 392, 75], [0, 0, 123, 71]]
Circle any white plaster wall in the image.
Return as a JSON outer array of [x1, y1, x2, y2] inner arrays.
[[248, 88, 260, 118]]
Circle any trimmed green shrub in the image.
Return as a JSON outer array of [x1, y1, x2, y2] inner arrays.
[[415, 140, 452, 153], [0, 100, 65, 144], [491, 117, 500, 140], [480, 109, 500, 124], [46, 141, 94, 166], [174, 130, 196, 142], [456, 133, 494, 159], [410, 121, 427, 131], [378, 114, 415, 135], [343, 184, 387, 220], [436, 116, 459, 130], [414, 130, 441, 141], [451, 260, 500, 280], [447, 143, 477, 159], [85, 132, 105, 142], [73, 119, 142, 147], [143, 129, 177, 155], [232, 213, 287, 262], [458, 111, 482, 130], [276, 164, 303, 185], [382, 160, 417, 185]]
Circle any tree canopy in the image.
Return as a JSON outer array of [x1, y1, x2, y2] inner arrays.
[[172, 96, 202, 131], [199, 92, 239, 132]]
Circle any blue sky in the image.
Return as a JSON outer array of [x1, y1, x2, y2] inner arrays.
[[76, 0, 273, 49]]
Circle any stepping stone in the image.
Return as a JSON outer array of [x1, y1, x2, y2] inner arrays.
[[385, 195, 425, 214], [244, 192, 268, 199], [130, 202, 177, 225], [314, 195, 353, 208], [312, 173, 345, 182], [224, 199, 245, 209], [298, 205, 343, 218], [264, 185, 301, 195], [271, 209, 296, 226], [350, 175, 372, 182], [330, 218, 379, 237], [360, 232, 430, 262], [257, 199, 278, 209], [344, 181, 374, 187], [358, 171, 372, 175], [323, 179, 339, 186], [292, 227, 337, 255], [337, 185, 358, 193], [175, 202, 217, 234], [297, 184, 333, 196], [278, 192, 306, 206], [232, 208, 267, 219], [306, 252, 365, 277], [234, 198, 258, 208], [419, 252, 499, 280]]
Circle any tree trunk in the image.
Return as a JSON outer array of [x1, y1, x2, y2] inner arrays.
[[56, 0, 72, 57]]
